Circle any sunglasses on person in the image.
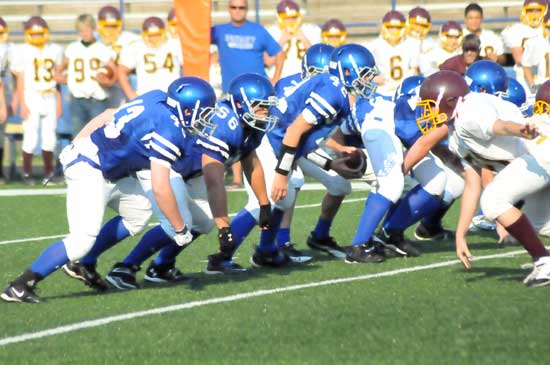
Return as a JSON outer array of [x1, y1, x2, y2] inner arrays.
[[229, 5, 247, 10]]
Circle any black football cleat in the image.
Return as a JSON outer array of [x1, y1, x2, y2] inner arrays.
[[144, 261, 191, 283], [414, 223, 454, 241], [205, 253, 248, 274], [1, 283, 41, 304], [250, 248, 291, 268], [106, 262, 141, 290], [63, 261, 109, 291], [374, 228, 422, 257], [306, 232, 346, 259], [344, 243, 385, 264]]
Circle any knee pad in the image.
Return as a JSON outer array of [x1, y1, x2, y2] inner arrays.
[[377, 175, 404, 203], [63, 234, 97, 261], [121, 209, 153, 236], [480, 185, 511, 221]]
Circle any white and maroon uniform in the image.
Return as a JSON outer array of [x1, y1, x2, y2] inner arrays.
[[521, 34, 550, 89], [118, 38, 183, 95], [419, 45, 460, 77], [501, 23, 542, 89], [64, 40, 113, 101], [463, 28, 504, 58], [366, 36, 419, 96], [11, 42, 63, 153], [267, 23, 321, 78]]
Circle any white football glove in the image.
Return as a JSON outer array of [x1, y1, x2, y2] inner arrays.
[[173, 226, 193, 247]]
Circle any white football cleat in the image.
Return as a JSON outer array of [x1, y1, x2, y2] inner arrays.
[[524, 257, 550, 287]]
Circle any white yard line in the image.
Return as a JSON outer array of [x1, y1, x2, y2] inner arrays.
[[0, 248, 528, 347], [0, 198, 366, 247]]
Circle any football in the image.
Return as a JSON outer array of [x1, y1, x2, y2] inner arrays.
[[343, 149, 365, 169]]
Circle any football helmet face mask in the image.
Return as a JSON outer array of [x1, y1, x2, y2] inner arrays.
[[439, 21, 463, 52], [381, 10, 406, 45], [24, 16, 50, 47], [503, 78, 528, 112], [406, 7, 431, 40], [329, 44, 379, 98], [167, 8, 177, 37], [521, 0, 547, 28], [534, 80, 550, 114], [464, 60, 508, 96], [142, 17, 167, 47], [0, 17, 8, 42], [276, 0, 302, 35], [416, 70, 470, 134], [98, 5, 122, 44], [394, 75, 425, 101], [321, 18, 347, 47], [228, 73, 279, 132], [301, 43, 335, 79], [166, 77, 218, 136]]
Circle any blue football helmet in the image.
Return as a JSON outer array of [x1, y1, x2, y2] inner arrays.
[[228, 73, 279, 132], [301, 43, 335, 79], [166, 76, 217, 136], [502, 77, 528, 111], [394, 75, 425, 101], [464, 60, 508, 96], [329, 43, 379, 98]]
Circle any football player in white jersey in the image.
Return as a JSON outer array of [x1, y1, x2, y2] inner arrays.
[[118, 17, 183, 99], [97, 5, 140, 108], [501, 0, 546, 89], [321, 18, 347, 48], [521, 12, 550, 92], [403, 70, 550, 287], [367, 10, 419, 97], [266, 0, 321, 78], [11, 16, 63, 184], [463, 3, 505, 63], [419, 21, 463, 77], [404, 7, 436, 56], [0, 17, 11, 184], [55, 14, 116, 136]]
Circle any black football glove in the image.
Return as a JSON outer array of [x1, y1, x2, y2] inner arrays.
[[258, 204, 272, 230], [329, 152, 367, 179], [218, 227, 235, 258]]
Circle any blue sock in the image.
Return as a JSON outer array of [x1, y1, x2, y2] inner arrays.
[[80, 216, 130, 265], [352, 193, 393, 246], [421, 200, 454, 230], [152, 230, 199, 266], [312, 217, 333, 239], [383, 185, 442, 231], [123, 225, 172, 266], [30, 240, 69, 277], [276, 228, 291, 248], [257, 208, 284, 253], [230, 209, 258, 253]]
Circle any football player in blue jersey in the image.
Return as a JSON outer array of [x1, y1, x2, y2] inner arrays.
[[98, 73, 277, 288], [225, 43, 377, 268], [0, 77, 217, 303]]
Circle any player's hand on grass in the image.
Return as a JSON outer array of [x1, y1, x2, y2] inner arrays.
[[456, 236, 473, 270]]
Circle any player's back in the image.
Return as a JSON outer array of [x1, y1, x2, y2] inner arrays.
[[91, 89, 185, 180], [274, 72, 302, 96], [353, 93, 396, 133]]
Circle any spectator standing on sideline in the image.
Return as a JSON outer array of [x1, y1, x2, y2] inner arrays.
[[211, 0, 284, 93], [463, 3, 505, 64], [439, 34, 483, 75], [55, 14, 116, 138]]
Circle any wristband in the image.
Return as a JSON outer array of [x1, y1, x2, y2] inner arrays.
[[305, 151, 331, 170], [175, 226, 189, 235], [275, 144, 297, 176]]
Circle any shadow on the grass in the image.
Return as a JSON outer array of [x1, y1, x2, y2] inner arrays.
[[464, 266, 527, 283], [43, 254, 337, 301]]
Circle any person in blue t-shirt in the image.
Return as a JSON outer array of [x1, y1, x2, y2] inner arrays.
[[211, 0, 284, 93], [0, 77, 217, 303]]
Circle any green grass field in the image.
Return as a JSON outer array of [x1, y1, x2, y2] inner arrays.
[[0, 189, 548, 364]]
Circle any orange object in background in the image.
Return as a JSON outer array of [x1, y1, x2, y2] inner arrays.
[[174, 0, 211, 80]]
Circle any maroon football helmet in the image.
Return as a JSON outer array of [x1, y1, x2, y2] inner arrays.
[[276, 0, 301, 34], [522, 0, 548, 27], [407, 7, 431, 40], [24, 16, 49, 47], [534, 80, 550, 114], [142, 17, 166, 47], [439, 20, 463, 52], [98, 5, 122, 43], [416, 70, 470, 134], [321, 18, 347, 47], [0, 17, 8, 42], [381, 10, 406, 45]]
